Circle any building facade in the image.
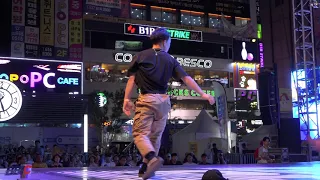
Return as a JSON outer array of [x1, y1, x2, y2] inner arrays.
[[83, 0, 261, 122]]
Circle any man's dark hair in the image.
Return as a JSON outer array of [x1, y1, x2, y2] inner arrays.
[[201, 153, 207, 157], [262, 137, 270, 142], [150, 28, 170, 45], [171, 153, 178, 157]]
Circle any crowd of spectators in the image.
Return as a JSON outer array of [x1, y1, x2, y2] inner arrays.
[[0, 141, 227, 169]]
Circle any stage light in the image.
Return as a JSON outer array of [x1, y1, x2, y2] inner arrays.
[[84, 114, 88, 153]]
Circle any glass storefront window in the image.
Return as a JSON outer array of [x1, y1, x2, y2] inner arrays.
[[131, 3, 147, 20], [151, 6, 176, 24], [85, 62, 229, 87], [235, 17, 250, 26], [181, 10, 204, 26], [209, 14, 231, 29]]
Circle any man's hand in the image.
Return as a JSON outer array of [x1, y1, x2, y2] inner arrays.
[[201, 93, 215, 105], [123, 99, 135, 117]]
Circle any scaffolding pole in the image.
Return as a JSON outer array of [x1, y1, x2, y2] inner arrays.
[[292, 0, 319, 161]]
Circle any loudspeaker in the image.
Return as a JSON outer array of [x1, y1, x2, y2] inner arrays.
[[278, 118, 301, 153], [258, 70, 279, 125]]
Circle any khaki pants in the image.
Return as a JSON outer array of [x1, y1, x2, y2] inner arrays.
[[133, 94, 171, 160]]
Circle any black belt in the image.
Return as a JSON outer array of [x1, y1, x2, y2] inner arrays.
[[140, 91, 167, 95]]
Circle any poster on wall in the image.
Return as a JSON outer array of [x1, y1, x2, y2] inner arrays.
[[279, 88, 292, 112], [233, 38, 259, 63], [55, 0, 69, 60], [69, 0, 83, 61], [40, 0, 55, 59], [11, 0, 26, 57], [24, 0, 40, 58], [236, 63, 257, 89], [85, 0, 130, 18]]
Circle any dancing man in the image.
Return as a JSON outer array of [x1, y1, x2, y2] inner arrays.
[[123, 28, 215, 179]]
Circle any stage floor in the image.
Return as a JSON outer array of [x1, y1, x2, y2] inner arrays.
[[1, 162, 320, 180]]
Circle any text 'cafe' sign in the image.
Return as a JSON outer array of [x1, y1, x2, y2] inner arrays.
[[124, 23, 203, 42], [115, 52, 213, 69]]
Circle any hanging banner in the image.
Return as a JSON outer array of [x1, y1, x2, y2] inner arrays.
[[40, 0, 54, 59], [24, 0, 40, 58], [212, 81, 228, 140], [69, 0, 83, 61], [11, 0, 26, 57], [55, 0, 69, 60], [85, 0, 130, 18]]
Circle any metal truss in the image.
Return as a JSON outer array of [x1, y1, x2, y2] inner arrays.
[[292, 0, 319, 160]]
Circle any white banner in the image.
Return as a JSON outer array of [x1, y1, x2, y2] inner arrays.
[[86, 0, 121, 9], [55, 0, 69, 48], [279, 88, 292, 112], [11, 42, 25, 57], [25, 26, 39, 44]]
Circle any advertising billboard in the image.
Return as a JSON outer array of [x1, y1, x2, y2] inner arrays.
[[233, 38, 259, 63], [0, 57, 82, 93], [124, 23, 203, 42], [0, 57, 84, 123]]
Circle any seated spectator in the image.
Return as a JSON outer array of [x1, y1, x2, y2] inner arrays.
[[183, 152, 198, 164], [199, 153, 211, 165], [163, 153, 171, 165], [26, 154, 34, 164], [183, 153, 197, 165], [132, 153, 142, 166], [169, 153, 182, 165], [62, 154, 70, 167], [102, 154, 115, 167], [50, 154, 63, 168], [257, 137, 275, 164], [45, 154, 53, 167], [217, 151, 226, 164], [112, 155, 119, 165], [88, 156, 98, 167], [70, 154, 83, 167], [32, 154, 48, 168], [116, 156, 129, 166], [10, 155, 26, 167], [0, 156, 8, 168]]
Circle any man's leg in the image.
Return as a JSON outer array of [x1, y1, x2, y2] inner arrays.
[[133, 95, 161, 178], [150, 95, 170, 155], [142, 95, 170, 179]]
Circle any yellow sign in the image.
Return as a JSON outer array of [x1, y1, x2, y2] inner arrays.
[[69, 19, 82, 46], [40, 0, 54, 45], [189, 142, 198, 154]]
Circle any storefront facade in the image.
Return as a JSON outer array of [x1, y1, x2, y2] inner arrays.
[[83, 20, 237, 121]]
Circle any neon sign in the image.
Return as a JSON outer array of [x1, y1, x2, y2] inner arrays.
[[169, 89, 215, 97], [0, 72, 79, 88], [114, 52, 213, 69], [259, 43, 264, 67], [124, 23, 203, 42], [138, 88, 215, 97], [0, 58, 82, 93]]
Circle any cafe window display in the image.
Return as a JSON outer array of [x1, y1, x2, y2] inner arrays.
[[85, 63, 230, 87]]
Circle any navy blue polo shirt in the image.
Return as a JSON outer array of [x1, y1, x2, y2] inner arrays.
[[127, 48, 188, 94]]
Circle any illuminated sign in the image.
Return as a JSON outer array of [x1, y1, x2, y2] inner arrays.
[[169, 88, 215, 97], [114, 52, 212, 69], [124, 23, 203, 42], [138, 88, 215, 97], [233, 39, 259, 63], [259, 43, 264, 67], [235, 63, 257, 89], [0, 58, 82, 93], [237, 63, 256, 72], [234, 88, 259, 112]]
